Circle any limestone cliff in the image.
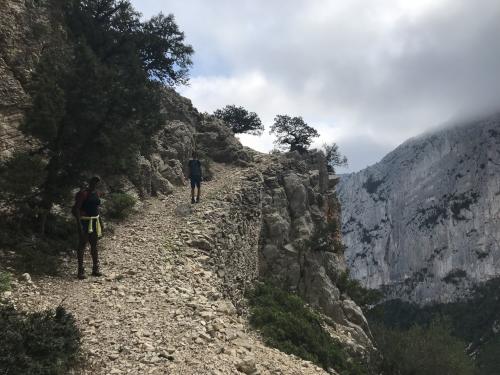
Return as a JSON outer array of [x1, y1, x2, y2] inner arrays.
[[338, 114, 500, 304], [0, 0, 47, 157]]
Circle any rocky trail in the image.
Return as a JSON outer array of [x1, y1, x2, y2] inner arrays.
[[6, 163, 327, 375]]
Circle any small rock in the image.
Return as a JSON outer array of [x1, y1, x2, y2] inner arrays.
[[2, 291, 12, 298], [21, 273, 32, 283], [236, 356, 259, 375]]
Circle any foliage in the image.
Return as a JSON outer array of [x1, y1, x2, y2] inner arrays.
[[368, 277, 500, 375], [103, 192, 137, 220], [323, 143, 348, 173], [0, 153, 47, 205], [477, 335, 500, 375], [0, 272, 11, 294], [213, 105, 264, 135], [248, 282, 369, 375], [270, 115, 319, 153], [0, 214, 77, 275], [371, 318, 477, 375], [336, 271, 383, 309], [11, 0, 193, 233], [0, 303, 81, 374], [306, 217, 344, 253]]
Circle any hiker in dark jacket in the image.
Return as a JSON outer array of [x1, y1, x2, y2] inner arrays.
[[73, 176, 103, 279], [187, 151, 202, 204]]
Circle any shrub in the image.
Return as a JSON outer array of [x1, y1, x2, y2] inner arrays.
[[0, 272, 11, 294], [371, 318, 477, 375], [336, 271, 382, 309], [0, 213, 76, 276], [306, 218, 344, 253], [0, 304, 81, 374], [323, 143, 348, 173], [103, 193, 137, 220], [248, 282, 368, 375]]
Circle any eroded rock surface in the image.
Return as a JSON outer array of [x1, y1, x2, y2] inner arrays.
[[338, 114, 500, 304]]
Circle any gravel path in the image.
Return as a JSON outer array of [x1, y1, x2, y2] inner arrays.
[[7, 163, 327, 375]]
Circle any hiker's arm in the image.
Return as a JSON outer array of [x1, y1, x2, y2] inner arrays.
[[74, 194, 84, 236]]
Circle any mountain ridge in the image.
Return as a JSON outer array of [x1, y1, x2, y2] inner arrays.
[[338, 113, 500, 304]]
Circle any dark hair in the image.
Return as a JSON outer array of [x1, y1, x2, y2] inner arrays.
[[192, 150, 198, 158], [89, 176, 100, 185]]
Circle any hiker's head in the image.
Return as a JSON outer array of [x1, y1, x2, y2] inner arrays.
[[192, 151, 198, 159], [89, 176, 100, 189]]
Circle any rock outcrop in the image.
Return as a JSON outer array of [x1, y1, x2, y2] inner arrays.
[[256, 151, 375, 363], [0, 0, 47, 157], [338, 114, 500, 304]]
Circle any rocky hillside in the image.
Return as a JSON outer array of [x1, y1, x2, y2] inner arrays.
[[3, 157, 375, 374], [337, 114, 500, 304], [0, 0, 375, 372]]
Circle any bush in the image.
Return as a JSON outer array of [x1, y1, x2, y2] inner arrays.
[[371, 319, 477, 375], [0, 214, 76, 276], [248, 282, 368, 375], [0, 272, 10, 294], [0, 304, 81, 374], [367, 278, 500, 374], [336, 271, 382, 309], [103, 193, 137, 220]]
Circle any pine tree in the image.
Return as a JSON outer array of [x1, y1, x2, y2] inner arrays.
[[4, 0, 194, 233]]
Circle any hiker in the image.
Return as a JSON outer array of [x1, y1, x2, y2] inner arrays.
[[188, 151, 202, 204], [73, 176, 103, 279]]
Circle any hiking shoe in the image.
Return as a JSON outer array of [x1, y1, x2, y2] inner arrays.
[[196, 198, 200, 203], [77, 272, 86, 280], [191, 198, 196, 204], [91, 270, 103, 277]]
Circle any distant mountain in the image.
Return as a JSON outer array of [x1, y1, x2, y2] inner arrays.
[[337, 114, 500, 304]]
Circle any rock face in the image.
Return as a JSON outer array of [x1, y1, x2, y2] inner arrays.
[[0, 0, 47, 157], [256, 151, 375, 362], [338, 114, 500, 304]]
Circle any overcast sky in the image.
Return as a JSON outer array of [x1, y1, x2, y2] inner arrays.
[[131, 0, 500, 172]]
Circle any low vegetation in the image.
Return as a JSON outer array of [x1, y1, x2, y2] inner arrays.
[[0, 214, 76, 275], [248, 282, 369, 375], [0, 303, 81, 374], [371, 319, 477, 375], [104, 192, 137, 221], [336, 271, 382, 309], [367, 277, 500, 374], [0, 271, 11, 294]]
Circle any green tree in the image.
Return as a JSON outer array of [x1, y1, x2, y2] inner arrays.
[[270, 115, 319, 153], [213, 105, 264, 135], [323, 142, 348, 172], [9, 0, 193, 233], [372, 318, 477, 375]]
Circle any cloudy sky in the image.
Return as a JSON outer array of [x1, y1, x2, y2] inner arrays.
[[131, 0, 500, 172]]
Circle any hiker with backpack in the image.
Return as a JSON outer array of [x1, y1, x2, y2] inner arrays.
[[188, 151, 202, 204], [72, 176, 103, 279]]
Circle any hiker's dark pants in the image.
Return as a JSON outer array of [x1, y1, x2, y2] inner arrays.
[[77, 220, 99, 272]]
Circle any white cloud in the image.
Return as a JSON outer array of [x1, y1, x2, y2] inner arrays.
[[132, 0, 500, 172]]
